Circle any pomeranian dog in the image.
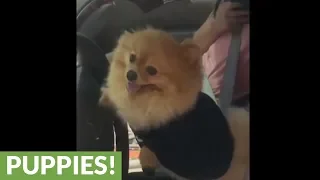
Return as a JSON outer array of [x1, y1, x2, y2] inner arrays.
[[100, 28, 202, 130], [100, 28, 249, 180]]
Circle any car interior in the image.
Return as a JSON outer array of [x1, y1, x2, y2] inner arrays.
[[76, 0, 239, 179]]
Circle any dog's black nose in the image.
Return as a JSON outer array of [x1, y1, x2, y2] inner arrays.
[[126, 70, 138, 81]]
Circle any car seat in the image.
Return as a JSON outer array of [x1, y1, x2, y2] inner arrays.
[[77, 1, 144, 179]]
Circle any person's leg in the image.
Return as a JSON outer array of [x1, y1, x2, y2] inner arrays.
[[220, 107, 249, 180]]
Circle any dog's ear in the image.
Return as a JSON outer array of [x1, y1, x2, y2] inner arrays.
[[145, 24, 154, 30], [180, 39, 201, 65], [117, 30, 133, 49], [118, 30, 132, 42], [123, 30, 132, 36]]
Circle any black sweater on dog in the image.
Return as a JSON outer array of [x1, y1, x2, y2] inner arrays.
[[133, 92, 234, 180]]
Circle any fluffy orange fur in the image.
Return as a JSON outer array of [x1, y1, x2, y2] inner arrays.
[[100, 28, 203, 130]]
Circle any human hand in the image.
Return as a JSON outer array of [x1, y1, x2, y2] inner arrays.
[[214, 2, 249, 31]]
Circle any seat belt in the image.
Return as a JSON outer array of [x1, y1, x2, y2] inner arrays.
[[212, 2, 249, 180], [219, 27, 242, 117], [212, 0, 244, 117], [218, 26, 250, 180]]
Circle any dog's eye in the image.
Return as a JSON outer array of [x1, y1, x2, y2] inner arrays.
[[146, 66, 157, 76], [129, 54, 136, 63]]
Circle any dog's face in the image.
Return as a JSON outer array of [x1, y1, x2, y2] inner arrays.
[[104, 28, 203, 129], [112, 28, 201, 97]]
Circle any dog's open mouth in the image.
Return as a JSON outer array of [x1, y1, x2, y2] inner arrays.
[[127, 82, 158, 93]]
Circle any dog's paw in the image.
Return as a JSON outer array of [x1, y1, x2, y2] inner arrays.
[[139, 146, 159, 170]]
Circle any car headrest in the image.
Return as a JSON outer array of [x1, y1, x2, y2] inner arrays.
[[78, 0, 143, 53]]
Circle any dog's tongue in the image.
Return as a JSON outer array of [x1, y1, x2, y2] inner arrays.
[[127, 82, 140, 93]]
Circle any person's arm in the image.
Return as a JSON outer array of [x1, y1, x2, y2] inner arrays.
[[193, 2, 249, 55], [193, 12, 226, 55]]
